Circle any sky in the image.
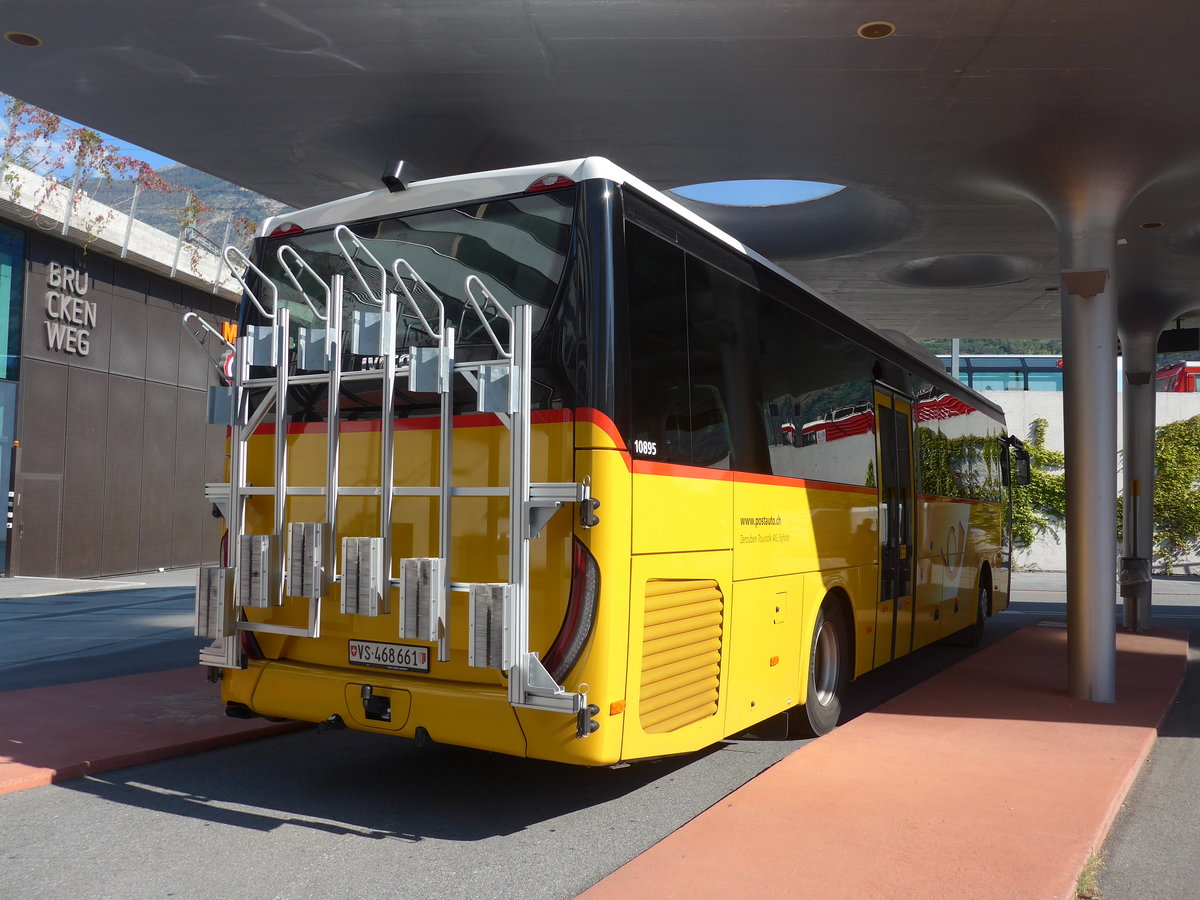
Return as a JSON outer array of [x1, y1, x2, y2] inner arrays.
[[672, 179, 843, 206], [94, 130, 176, 169], [1, 101, 177, 174]]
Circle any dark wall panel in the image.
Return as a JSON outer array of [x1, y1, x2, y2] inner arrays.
[[60, 367, 110, 577], [146, 304, 182, 385], [172, 388, 207, 568], [13, 359, 67, 575], [64, 366, 109, 503], [99, 253, 148, 302], [17, 358, 67, 474], [102, 376, 145, 576], [109, 295, 149, 380], [148, 275, 182, 307], [138, 381, 177, 571], [178, 311, 216, 390]]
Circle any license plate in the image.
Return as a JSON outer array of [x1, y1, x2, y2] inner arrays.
[[348, 640, 430, 672]]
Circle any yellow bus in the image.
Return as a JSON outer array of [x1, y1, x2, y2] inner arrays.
[[193, 158, 1026, 765]]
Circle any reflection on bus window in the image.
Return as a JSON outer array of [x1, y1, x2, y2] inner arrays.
[[758, 295, 875, 486], [914, 386, 1004, 502]]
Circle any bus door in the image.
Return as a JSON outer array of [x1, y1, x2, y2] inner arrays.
[[874, 389, 915, 665]]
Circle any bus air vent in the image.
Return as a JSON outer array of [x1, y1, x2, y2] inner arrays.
[[639, 579, 723, 734]]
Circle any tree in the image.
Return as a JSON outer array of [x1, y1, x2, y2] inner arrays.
[[1, 93, 185, 242], [1150, 415, 1200, 572]]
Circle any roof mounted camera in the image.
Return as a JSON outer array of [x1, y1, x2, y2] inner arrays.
[[382, 160, 425, 193]]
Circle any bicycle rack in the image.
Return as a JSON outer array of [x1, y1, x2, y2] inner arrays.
[[192, 234, 590, 719]]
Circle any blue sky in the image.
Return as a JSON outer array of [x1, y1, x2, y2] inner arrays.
[[96, 130, 176, 169], [57, 114, 177, 170], [1, 102, 177, 173]]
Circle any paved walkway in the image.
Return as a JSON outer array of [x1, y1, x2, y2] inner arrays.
[[0, 667, 301, 793], [583, 624, 1187, 899], [0, 567, 299, 794], [1, 569, 1195, 897]]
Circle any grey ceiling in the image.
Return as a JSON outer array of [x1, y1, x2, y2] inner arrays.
[[3, 0, 1199, 340]]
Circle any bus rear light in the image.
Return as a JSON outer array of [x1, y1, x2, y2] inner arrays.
[[544, 538, 600, 683], [268, 221, 305, 237], [240, 628, 265, 661], [526, 174, 575, 193]]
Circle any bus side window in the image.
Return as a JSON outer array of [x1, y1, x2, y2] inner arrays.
[[685, 257, 764, 472], [686, 384, 733, 468], [756, 294, 875, 485], [626, 223, 691, 464], [625, 215, 766, 472]]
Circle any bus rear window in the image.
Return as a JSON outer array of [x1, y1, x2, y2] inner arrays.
[[252, 188, 576, 350]]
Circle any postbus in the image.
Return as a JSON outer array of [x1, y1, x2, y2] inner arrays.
[[192, 157, 1025, 766]]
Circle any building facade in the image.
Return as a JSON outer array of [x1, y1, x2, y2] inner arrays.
[[0, 218, 235, 577]]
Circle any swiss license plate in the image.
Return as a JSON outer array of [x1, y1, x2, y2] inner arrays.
[[348, 640, 430, 672]]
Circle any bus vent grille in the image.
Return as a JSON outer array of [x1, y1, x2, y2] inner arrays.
[[639, 579, 723, 734]]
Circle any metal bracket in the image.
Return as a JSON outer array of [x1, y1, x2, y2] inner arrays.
[[526, 482, 590, 538], [513, 652, 588, 715], [199, 635, 244, 669]]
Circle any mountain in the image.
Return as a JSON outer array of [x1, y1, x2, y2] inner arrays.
[[85, 164, 289, 248]]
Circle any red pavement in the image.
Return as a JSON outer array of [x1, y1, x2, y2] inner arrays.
[[0, 667, 302, 795], [584, 624, 1188, 900]]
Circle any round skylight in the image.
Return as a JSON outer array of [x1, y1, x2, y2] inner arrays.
[[671, 179, 845, 207]]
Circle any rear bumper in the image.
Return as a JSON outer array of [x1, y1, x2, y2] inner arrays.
[[229, 660, 528, 757]]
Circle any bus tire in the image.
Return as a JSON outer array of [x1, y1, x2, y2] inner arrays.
[[958, 577, 990, 647], [789, 598, 850, 739]]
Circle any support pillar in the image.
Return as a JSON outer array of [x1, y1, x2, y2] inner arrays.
[[1060, 261, 1117, 703], [1118, 330, 1158, 631]]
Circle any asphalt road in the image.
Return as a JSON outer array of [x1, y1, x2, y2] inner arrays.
[[1, 574, 1195, 899], [0, 585, 207, 690]]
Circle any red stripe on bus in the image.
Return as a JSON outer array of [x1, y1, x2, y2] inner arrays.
[[628, 462, 875, 495], [631, 460, 734, 481], [251, 409, 575, 436], [575, 408, 627, 449], [732, 470, 879, 495]]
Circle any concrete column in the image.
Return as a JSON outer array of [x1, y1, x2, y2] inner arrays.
[[1060, 255, 1118, 703], [1118, 330, 1158, 631]]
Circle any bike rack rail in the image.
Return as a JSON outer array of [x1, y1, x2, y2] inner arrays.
[[192, 235, 590, 720]]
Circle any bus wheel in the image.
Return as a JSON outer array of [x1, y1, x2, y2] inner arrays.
[[958, 579, 990, 647], [789, 598, 850, 739]]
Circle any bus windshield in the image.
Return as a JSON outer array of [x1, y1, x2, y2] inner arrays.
[[252, 187, 577, 351]]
